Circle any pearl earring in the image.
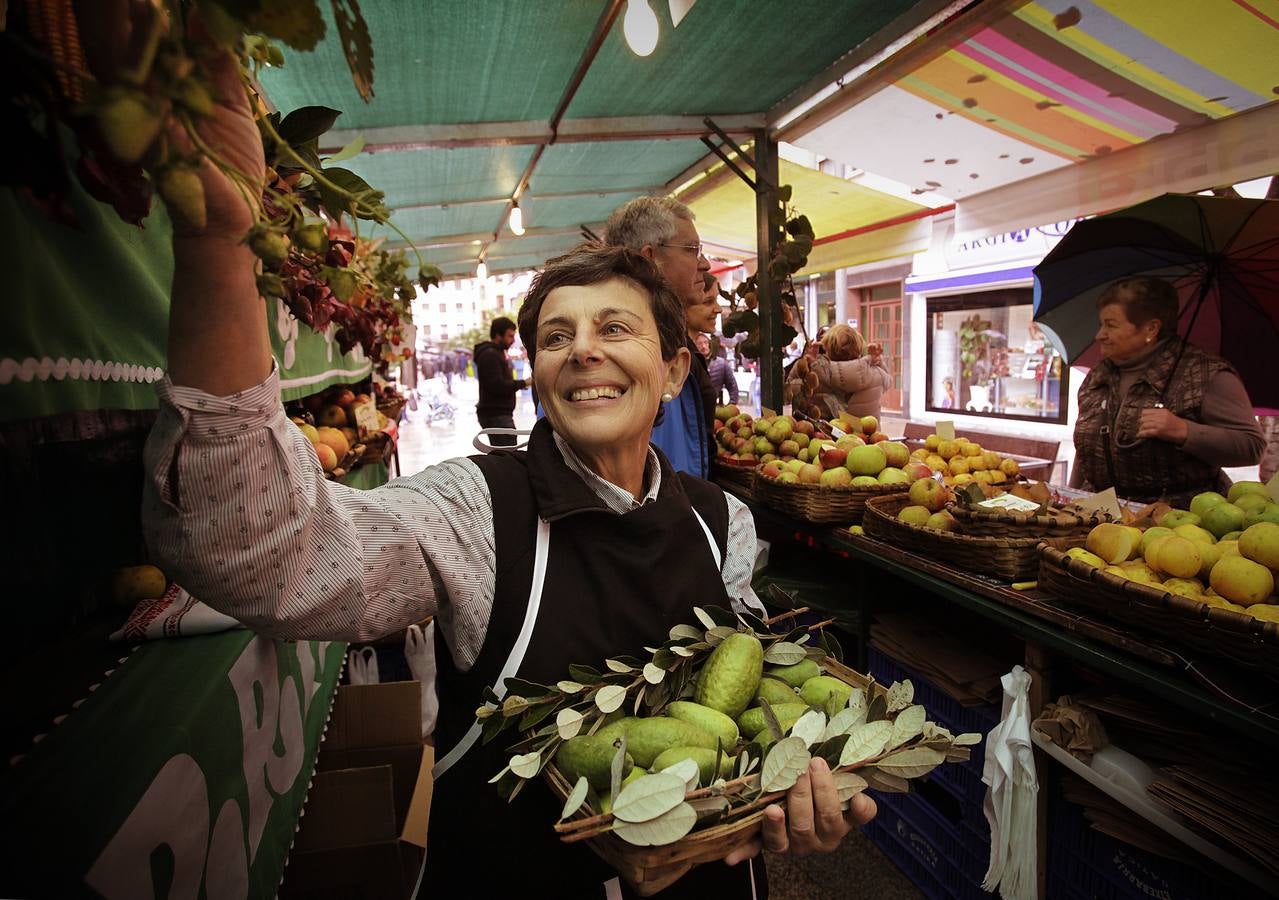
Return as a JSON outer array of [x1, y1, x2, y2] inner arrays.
[[661, 392, 673, 403]]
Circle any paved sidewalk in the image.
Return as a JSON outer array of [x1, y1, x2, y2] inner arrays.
[[395, 375, 538, 476]]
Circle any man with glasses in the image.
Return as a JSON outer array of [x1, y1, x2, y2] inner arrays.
[[604, 197, 716, 477]]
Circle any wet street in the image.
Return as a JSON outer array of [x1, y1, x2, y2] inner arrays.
[[395, 373, 539, 476]]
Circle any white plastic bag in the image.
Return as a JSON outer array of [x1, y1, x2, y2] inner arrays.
[[405, 621, 440, 739], [347, 646, 380, 685]]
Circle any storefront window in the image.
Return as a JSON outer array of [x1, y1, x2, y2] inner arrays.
[[925, 289, 1067, 424]]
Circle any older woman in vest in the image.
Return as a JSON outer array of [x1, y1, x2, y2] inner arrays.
[[1070, 277, 1264, 505], [139, 43, 871, 898]]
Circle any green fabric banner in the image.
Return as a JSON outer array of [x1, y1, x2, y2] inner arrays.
[[4, 178, 371, 422], [0, 632, 347, 898]]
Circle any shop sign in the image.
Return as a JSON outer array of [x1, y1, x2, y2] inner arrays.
[[943, 218, 1085, 270]]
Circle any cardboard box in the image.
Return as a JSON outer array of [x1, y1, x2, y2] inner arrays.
[[317, 681, 423, 830], [281, 681, 425, 899]]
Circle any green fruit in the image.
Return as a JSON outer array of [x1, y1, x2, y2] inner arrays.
[[765, 658, 820, 689], [651, 746, 735, 785], [666, 701, 740, 748], [594, 716, 638, 746], [557, 735, 633, 791], [249, 229, 290, 268], [599, 766, 647, 814], [1189, 491, 1228, 519], [694, 632, 764, 719], [95, 88, 165, 164], [799, 675, 853, 717], [624, 717, 718, 768], [1227, 481, 1269, 504], [293, 222, 330, 255], [737, 703, 809, 740], [1201, 503, 1245, 538], [756, 677, 800, 707], [155, 165, 207, 231], [1244, 504, 1279, 528]]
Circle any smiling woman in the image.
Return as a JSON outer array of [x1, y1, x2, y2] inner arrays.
[[517, 243, 689, 496], [145, 201, 873, 894]]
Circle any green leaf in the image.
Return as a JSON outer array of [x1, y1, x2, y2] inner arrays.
[[317, 166, 384, 221], [791, 710, 827, 747], [876, 746, 945, 779], [519, 697, 562, 731], [659, 758, 701, 792], [244, 0, 327, 50], [885, 680, 915, 713], [504, 676, 554, 698], [594, 685, 628, 714], [777, 184, 793, 203], [954, 732, 984, 747], [833, 772, 869, 802], [278, 106, 342, 146], [825, 706, 867, 739], [669, 624, 703, 642], [568, 664, 602, 683], [556, 680, 585, 694], [760, 736, 811, 792], [838, 721, 892, 767], [866, 693, 889, 723], [890, 705, 927, 748], [556, 708, 585, 740], [817, 629, 843, 663], [813, 734, 850, 767], [331, 0, 376, 102], [560, 777, 590, 821], [612, 803, 698, 846], [612, 772, 687, 823], [763, 641, 807, 666]]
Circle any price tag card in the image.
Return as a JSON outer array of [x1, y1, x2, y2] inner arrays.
[[1073, 486, 1123, 521], [353, 400, 381, 439], [936, 420, 956, 441], [977, 493, 1042, 513]]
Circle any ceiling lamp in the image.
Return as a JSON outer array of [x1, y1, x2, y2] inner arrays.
[[509, 203, 525, 236], [476, 260, 488, 280], [623, 1, 659, 57]]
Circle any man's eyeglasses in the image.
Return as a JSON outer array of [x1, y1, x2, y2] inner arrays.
[[659, 241, 704, 257]]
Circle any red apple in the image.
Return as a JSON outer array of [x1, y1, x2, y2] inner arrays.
[[818, 446, 848, 469], [860, 415, 879, 435]]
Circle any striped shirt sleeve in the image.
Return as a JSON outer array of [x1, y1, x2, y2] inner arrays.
[[141, 365, 498, 669]]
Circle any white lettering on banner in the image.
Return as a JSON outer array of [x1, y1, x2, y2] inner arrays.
[[85, 639, 334, 897], [85, 754, 209, 899], [205, 799, 249, 900], [228, 637, 304, 863]]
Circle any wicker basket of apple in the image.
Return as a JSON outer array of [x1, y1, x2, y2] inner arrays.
[[711, 406, 833, 495], [858, 476, 1087, 582], [1038, 485, 1279, 672], [752, 418, 923, 525]]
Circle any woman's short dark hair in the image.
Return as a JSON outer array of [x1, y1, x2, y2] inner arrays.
[[517, 242, 686, 364], [1097, 277, 1179, 337]]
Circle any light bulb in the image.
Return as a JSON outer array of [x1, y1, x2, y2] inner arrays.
[[476, 261, 488, 280], [509, 203, 525, 236], [623, 0, 659, 57]]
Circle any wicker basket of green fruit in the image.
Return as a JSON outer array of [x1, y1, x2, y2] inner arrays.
[[477, 606, 983, 896]]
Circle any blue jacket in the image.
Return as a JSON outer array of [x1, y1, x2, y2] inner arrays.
[[650, 385, 709, 479]]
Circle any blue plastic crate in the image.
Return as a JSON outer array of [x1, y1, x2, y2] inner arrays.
[[868, 646, 998, 807], [1048, 795, 1217, 900], [879, 790, 991, 883], [864, 791, 991, 900], [867, 647, 1000, 740]]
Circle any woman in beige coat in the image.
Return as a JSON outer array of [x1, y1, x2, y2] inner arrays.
[[809, 324, 894, 420]]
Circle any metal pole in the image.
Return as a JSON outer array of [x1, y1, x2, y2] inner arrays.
[[754, 131, 783, 411]]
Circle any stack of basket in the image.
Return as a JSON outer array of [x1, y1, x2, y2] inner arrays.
[[1038, 545, 1279, 676], [862, 496, 1106, 582], [755, 478, 909, 526]]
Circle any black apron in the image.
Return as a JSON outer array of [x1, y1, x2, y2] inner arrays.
[[419, 420, 763, 898]]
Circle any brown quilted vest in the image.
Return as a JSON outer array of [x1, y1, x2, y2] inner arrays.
[[1074, 338, 1233, 504]]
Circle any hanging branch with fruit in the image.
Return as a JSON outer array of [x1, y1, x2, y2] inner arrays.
[[6, 0, 441, 371], [720, 185, 814, 361]]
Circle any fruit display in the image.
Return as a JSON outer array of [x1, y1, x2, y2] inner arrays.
[[288, 382, 397, 479], [1067, 484, 1279, 620], [479, 607, 980, 892], [733, 416, 927, 491], [713, 406, 832, 469], [910, 431, 1023, 488]]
